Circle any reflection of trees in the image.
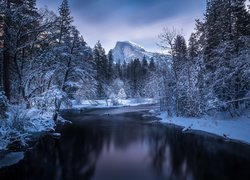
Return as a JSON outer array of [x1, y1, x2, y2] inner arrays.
[[54, 125, 110, 180], [0, 124, 112, 180], [111, 114, 146, 149], [148, 126, 168, 173], [148, 125, 250, 180], [148, 125, 194, 179], [1, 112, 250, 180]]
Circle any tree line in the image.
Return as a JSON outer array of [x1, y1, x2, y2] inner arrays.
[[0, 0, 249, 120], [0, 0, 95, 120], [93, 41, 157, 99], [157, 0, 250, 117]]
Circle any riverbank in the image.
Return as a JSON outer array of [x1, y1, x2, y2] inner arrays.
[[71, 98, 157, 109], [2, 105, 250, 180], [158, 112, 250, 145], [0, 98, 156, 151], [0, 107, 56, 151]]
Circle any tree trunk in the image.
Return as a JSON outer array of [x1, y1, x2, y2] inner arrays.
[[3, 49, 11, 100], [2, 4, 11, 100], [62, 60, 71, 92]]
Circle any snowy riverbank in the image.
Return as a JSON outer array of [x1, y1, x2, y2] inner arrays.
[[0, 108, 55, 151], [158, 112, 250, 145], [71, 98, 157, 109]]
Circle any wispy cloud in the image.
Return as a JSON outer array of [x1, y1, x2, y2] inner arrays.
[[37, 0, 206, 52]]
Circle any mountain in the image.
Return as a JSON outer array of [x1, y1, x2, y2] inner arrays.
[[111, 41, 170, 63]]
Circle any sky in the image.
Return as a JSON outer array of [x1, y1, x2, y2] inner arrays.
[[37, 0, 206, 53]]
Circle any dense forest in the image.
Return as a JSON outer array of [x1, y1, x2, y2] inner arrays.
[[0, 0, 249, 149]]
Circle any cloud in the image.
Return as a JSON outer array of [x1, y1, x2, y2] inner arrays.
[[37, 0, 206, 52], [70, 0, 205, 25], [76, 11, 203, 52]]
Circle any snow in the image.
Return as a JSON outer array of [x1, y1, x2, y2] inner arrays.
[[71, 98, 157, 109], [51, 132, 61, 139], [112, 41, 170, 63], [91, 105, 157, 116], [22, 108, 55, 132], [158, 112, 250, 145], [124, 41, 145, 50], [0, 152, 24, 169], [0, 107, 55, 151]]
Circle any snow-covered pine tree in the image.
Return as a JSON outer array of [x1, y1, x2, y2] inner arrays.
[[196, 0, 250, 116], [149, 58, 156, 72], [188, 33, 199, 62], [1, 0, 44, 104], [93, 41, 108, 98], [172, 35, 189, 116], [107, 50, 114, 81], [57, 0, 73, 44]]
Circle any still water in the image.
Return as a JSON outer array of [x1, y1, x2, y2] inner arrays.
[[0, 107, 250, 180]]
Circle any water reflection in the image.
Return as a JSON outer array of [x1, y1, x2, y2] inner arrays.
[[0, 111, 250, 180]]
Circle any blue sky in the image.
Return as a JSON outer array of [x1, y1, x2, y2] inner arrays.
[[37, 0, 206, 52]]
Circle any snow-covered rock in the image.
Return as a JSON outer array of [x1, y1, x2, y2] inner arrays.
[[111, 41, 170, 63]]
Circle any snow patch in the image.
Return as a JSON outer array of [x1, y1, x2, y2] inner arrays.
[[0, 152, 24, 169], [71, 98, 157, 109], [112, 41, 170, 63], [0, 106, 55, 150], [158, 112, 250, 144]]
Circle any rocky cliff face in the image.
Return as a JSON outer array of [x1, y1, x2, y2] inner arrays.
[[111, 41, 170, 63]]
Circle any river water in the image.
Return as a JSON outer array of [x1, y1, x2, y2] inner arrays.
[[0, 106, 250, 180]]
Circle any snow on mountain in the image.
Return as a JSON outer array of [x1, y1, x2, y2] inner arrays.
[[111, 41, 170, 63]]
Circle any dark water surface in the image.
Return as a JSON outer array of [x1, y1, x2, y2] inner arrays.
[[0, 106, 250, 180]]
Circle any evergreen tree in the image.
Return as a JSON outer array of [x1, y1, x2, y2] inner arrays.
[[188, 33, 199, 61], [121, 61, 127, 80], [131, 59, 142, 97], [149, 58, 156, 72], [107, 50, 113, 80], [196, 0, 250, 116], [141, 56, 148, 77], [93, 41, 108, 98], [172, 35, 188, 116], [57, 0, 73, 44]]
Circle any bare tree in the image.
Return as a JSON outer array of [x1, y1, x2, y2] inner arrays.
[[157, 27, 178, 57]]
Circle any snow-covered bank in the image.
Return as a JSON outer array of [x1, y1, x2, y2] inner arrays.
[[158, 112, 250, 145], [0, 152, 24, 169], [72, 98, 157, 109], [0, 107, 55, 151]]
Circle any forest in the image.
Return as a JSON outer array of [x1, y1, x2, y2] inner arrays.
[[0, 0, 250, 150]]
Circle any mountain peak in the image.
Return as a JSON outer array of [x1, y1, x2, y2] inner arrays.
[[115, 41, 145, 51], [111, 41, 169, 63]]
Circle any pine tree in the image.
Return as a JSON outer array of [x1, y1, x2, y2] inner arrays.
[[149, 58, 156, 72], [141, 56, 148, 77], [196, 0, 250, 116], [57, 0, 73, 44], [172, 35, 188, 116], [107, 50, 113, 80], [188, 33, 199, 61], [93, 41, 108, 98]]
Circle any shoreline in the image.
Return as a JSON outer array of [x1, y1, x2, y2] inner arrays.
[[157, 112, 250, 146]]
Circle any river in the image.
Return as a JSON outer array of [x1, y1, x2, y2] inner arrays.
[[0, 105, 250, 180]]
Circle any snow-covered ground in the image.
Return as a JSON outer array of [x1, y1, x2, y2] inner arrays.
[[0, 152, 24, 169], [0, 107, 55, 151], [158, 112, 250, 145], [71, 98, 157, 109]]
